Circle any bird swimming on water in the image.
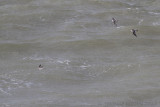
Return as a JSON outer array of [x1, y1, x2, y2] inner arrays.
[[112, 17, 118, 27], [38, 64, 43, 70], [131, 29, 138, 37]]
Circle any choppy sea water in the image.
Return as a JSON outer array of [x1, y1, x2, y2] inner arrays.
[[0, 0, 160, 107]]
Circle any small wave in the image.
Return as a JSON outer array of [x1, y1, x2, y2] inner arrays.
[[152, 22, 160, 26], [0, 74, 34, 95], [80, 65, 91, 70], [138, 19, 144, 25], [149, 12, 160, 15], [23, 55, 55, 62], [0, 88, 11, 95], [57, 59, 71, 65]]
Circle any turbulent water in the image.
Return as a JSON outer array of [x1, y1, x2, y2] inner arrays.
[[0, 0, 160, 107]]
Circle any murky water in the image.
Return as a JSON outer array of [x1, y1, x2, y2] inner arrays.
[[0, 0, 160, 107]]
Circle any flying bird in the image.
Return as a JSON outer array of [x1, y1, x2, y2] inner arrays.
[[131, 29, 138, 37], [112, 17, 118, 27]]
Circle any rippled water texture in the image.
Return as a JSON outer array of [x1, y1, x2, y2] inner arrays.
[[0, 0, 160, 107]]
